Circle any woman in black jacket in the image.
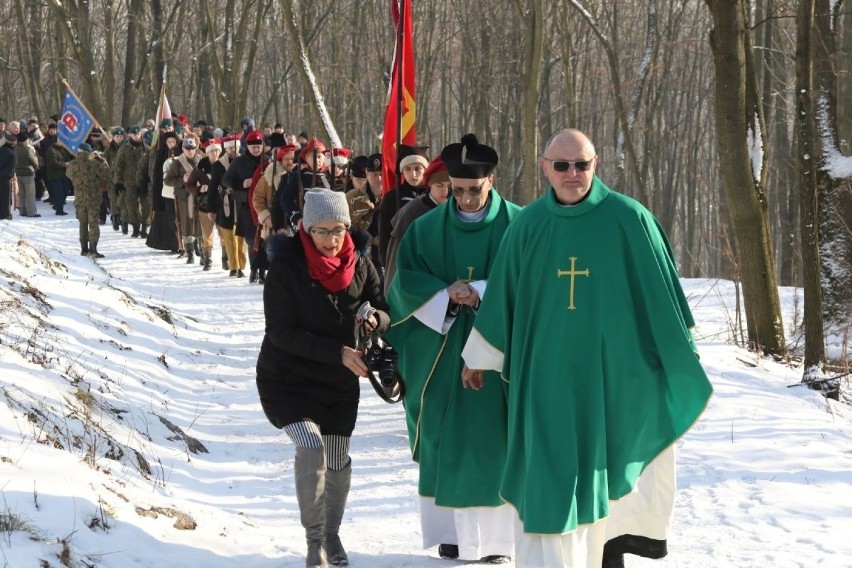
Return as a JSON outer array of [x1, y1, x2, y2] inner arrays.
[[256, 188, 389, 568]]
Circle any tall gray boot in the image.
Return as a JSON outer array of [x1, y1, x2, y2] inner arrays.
[[324, 463, 351, 566], [295, 447, 328, 568]]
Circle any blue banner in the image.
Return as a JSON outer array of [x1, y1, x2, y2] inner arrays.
[[57, 90, 95, 154]]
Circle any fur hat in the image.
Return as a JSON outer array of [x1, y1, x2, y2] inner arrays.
[[300, 137, 327, 160], [276, 144, 299, 161], [349, 155, 369, 178], [397, 144, 429, 170], [441, 133, 498, 179], [366, 153, 383, 172], [302, 188, 351, 231]]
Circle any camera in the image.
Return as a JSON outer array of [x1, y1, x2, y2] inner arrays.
[[361, 334, 401, 388]]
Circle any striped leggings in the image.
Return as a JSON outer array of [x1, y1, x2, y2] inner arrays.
[[283, 420, 351, 471]]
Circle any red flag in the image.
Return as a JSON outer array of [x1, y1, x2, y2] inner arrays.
[[381, 0, 416, 194]]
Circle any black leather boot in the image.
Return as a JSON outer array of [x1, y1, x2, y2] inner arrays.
[[89, 242, 104, 259], [131, 223, 140, 238]]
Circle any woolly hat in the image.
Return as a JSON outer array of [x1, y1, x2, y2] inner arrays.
[[245, 130, 263, 145], [398, 144, 429, 170], [423, 155, 449, 187], [441, 133, 498, 179], [78, 142, 92, 153], [302, 188, 351, 231]]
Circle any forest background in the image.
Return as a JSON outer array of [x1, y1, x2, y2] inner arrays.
[[0, 0, 849, 379]]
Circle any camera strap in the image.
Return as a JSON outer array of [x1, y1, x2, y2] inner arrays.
[[356, 302, 405, 404]]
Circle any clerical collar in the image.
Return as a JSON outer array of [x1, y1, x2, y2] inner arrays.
[[556, 187, 592, 208], [456, 195, 492, 223]]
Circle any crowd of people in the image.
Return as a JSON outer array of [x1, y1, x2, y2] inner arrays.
[[1, 110, 712, 568]]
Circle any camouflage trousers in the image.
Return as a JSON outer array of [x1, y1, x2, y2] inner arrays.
[[77, 200, 100, 243]]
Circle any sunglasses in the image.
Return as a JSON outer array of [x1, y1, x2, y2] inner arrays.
[[542, 157, 595, 172], [451, 182, 487, 199]]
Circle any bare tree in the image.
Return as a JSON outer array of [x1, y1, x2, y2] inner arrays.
[[705, 0, 787, 355]]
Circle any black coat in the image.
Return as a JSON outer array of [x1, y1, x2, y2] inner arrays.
[[0, 146, 15, 179], [222, 152, 262, 240], [256, 234, 390, 434], [379, 181, 426, 266]]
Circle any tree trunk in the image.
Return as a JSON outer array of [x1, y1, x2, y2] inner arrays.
[[517, 0, 543, 205], [706, 0, 786, 355], [121, 0, 143, 125], [814, 0, 852, 329]]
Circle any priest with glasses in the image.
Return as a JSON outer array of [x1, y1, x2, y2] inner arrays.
[[386, 133, 522, 564], [461, 128, 712, 568]]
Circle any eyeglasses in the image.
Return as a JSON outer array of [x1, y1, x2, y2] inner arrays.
[[542, 157, 596, 172], [309, 227, 348, 239], [451, 182, 487, 199]]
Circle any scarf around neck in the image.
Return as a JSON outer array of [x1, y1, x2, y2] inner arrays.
[[299, 227, 357, 293]]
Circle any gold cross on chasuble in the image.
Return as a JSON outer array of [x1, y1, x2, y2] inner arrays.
[[556, 257, 590, 310], [459, 266, 476, 283]]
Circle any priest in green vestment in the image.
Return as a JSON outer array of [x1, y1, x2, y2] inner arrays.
[[386, 134, 522, 563], [462, 129, 713, 568]]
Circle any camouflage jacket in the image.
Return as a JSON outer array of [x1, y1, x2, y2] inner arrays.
[[114, 140, 149, 190], [66, 151, 111, 204]]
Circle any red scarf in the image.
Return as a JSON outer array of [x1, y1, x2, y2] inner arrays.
[[299, 227, 357, 293]]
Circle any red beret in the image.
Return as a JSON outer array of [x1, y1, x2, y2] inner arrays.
[[422, 155, 449, 187]]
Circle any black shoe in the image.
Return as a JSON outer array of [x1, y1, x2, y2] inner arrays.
[[56, 211, 68, 216], [112, 216, 120, 230], [229, 270, 237, 277], [236, 269, 245, 278], [177, 250, 186, 258], [121, 223, 129, 235], [140, 225, 148, 238], [438, 544, 459, 560], [28, 213, 42, 218], [222, 259, 229, 270], [131, 224, 140, 238], [480, 556, 512, 564], [249, 269, 258, 283], [258, 269, 266, 284]]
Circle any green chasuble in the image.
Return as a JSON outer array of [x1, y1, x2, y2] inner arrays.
[[386, 190, 522, 508], [463, 178, 712, 534]]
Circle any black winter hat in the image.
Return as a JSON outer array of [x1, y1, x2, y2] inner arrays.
[[441, 133, 498, 179], [366, 153, 383, 172], [350, 155, 369, 178]]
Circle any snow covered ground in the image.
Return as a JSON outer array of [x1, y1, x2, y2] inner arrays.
[[0, 200, 850, 568]]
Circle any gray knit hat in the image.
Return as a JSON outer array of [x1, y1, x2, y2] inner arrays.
[[302, 188, 351, 231]]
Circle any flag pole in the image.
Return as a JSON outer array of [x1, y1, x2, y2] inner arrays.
[[59, 76, 111, 144], [394, 0, 404, 213]]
